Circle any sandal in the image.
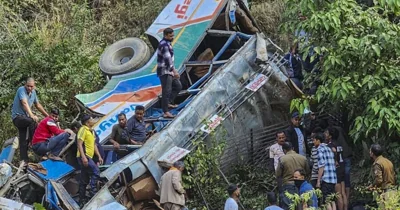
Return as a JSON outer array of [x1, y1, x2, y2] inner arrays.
[[163, 113, 175, 118], [48, 154, 63, 161], [168, 104, 179, 109]]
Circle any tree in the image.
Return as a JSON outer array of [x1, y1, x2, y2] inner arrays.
[[0, 0, 170, 144], [282, 0, 400, 143]]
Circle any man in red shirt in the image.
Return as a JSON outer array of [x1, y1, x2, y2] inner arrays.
[[32, 108, 73, 160]]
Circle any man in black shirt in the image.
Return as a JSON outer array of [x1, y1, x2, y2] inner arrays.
[[109, 113, 130, 159], [285, 112, 309, 156], [109, 113, 128, 149]]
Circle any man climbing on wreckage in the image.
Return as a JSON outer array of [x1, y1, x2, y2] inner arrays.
[[11, 77, 49, 165], [76, 114, 103, 206], [31, 108, 74, 161]]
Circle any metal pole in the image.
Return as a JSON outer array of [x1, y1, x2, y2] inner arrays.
[[250, 128, 254, 164], [195, 181, 211, 210], [217, 167, 246, 210]]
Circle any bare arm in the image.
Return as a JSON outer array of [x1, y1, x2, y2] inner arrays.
[[317, 166, 324, 185], [77, 139, 87, 160], [109, 126, 120, 148], [21, 99, 35, 118], [109, 139, 120, 146], [34, 102, 48, 117], [330, 146, 339, 166]]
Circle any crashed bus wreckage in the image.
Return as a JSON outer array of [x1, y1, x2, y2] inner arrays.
[[0, 0, 299, 209]]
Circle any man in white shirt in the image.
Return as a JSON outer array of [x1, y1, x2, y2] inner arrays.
[[269, 131, 286, 171], [269, 131, 286, 196], [224, 184, 240, 210]]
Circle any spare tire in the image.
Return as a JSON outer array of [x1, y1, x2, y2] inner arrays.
[[99, 37, 151, 75]]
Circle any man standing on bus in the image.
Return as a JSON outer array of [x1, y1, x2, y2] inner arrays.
[[157, 28, 182, 118]]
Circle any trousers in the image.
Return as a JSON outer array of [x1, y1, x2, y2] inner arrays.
[[32, 132, 69, 156], [162, 203, 184, 210], [159, 74, 182, 112], [77, 157, 100, 199], [280, 183, 297, 210], [13, 115, 37, 161]]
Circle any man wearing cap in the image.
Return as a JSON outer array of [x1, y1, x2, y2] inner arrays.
[[160, 161, 186, 210], [31, 108, 73, 160], [285, 112, 309, 157], [224, 184, 240, 210], [11, 77, 49, 163], [76, 114, 103, 205]]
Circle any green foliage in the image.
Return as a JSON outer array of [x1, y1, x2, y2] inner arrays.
[[0, 1, 105, 139], [287, 189, 338, 210], [286, 189, 321, 210], [229, 165, 276, 209], [282, 0, 400, 143], [249, 0, 291, 49], [290, 96, 312, 115], [33, 202, 46, 210], [183, 132, 227, 209], [0, 0, 170, 144], [373, 188, 400, 209], [183, 128, 276, 209], [93, 0, 170, 44], [355, 186, 400, 209]]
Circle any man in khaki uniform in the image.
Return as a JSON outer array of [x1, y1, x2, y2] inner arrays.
[[276, 142, 310, 209], [160, 161, 186, 210], [369, 144, 396, 209], [369, 144, 395, 190]]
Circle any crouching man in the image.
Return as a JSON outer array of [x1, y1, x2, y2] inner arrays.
[[32, 108, 72, 161], [77, 114, 103, 206]]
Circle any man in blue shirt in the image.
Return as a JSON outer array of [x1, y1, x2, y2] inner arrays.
[[11, 78, 48, 163], [157, 28, 182, 118], [224, 184, 240, 210], [264, 192, 283, 210], [124, 105, 147, 145], [293, 169, 318, 208]]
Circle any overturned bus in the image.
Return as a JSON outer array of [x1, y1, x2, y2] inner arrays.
[[0, 0, 296, 209]]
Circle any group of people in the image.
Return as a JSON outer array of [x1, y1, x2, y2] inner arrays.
[[10, 77, 153, 206], [8, 26, 397, 210], [7, 27, 183, 208], [158, 116, 396, 210], [265, 112, 396, 210], [221, 111, 396, 210], [11, 26, 184, 164]]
